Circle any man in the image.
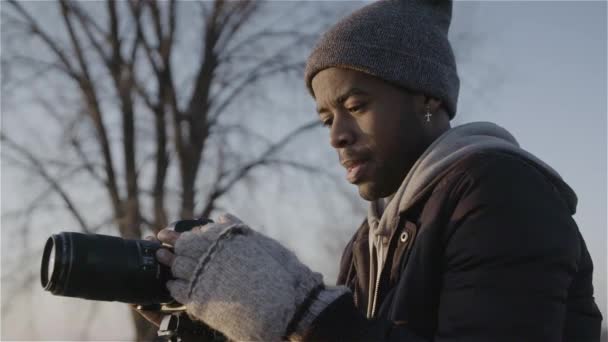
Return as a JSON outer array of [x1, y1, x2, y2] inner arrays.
[[141, 0, 603, 340]]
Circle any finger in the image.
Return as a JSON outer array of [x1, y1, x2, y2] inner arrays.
[[189, 225, 204, 233], [166, 279, 190, 305], [156, 248, 176, 267], [172, 256, 197, 280], [217, 213, 243, 224], [174, 231, 213, 259], [157, 228, 180, 246], [144, 235, 160, 243]]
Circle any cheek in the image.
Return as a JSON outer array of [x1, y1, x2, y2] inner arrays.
[[355, 102, 420, 152], [355, 113, 392, 145], [361, 115, 405, 151], [371, 117, 423, 172]]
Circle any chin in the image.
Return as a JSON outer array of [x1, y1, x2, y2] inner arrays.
[[357, 180, 398, 201], [357, 183, 382, 202]]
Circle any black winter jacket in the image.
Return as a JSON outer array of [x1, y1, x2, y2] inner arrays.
[[305, 151, 602, 341]]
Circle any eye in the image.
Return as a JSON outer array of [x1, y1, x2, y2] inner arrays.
[[346, 103, 365, 113], [321, 118, 333, 128]]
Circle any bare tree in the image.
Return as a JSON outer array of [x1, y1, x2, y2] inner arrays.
[[1, 0, 341, 340]]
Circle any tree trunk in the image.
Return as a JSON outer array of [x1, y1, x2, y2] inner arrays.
[[181, 170, 196, 219]]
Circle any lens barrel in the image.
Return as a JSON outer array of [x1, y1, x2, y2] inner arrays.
[[41, 232, 172, 304]]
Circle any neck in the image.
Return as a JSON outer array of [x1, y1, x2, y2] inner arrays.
[[425, 115, 451, 146]]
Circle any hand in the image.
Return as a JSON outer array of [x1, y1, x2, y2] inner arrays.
[[155, 213, 348, 342], [154, 215, 233, 271], [154, 227, 183, 267]]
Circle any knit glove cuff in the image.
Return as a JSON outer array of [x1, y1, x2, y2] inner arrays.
[[166, 216, 349, 341]]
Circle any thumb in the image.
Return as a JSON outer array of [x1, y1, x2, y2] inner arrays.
[[217, 213, 243, 225], [166, 279, 190, 305]]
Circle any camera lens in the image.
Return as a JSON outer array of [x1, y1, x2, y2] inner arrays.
[[40, 232, 172, 305], [47, 247, 55, 282], [41, 236, 57, 290]]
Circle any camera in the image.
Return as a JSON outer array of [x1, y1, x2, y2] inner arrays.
[[40, 218, 212, 305]]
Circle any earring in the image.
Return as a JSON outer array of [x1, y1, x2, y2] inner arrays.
[[425, 104, 432, 123]]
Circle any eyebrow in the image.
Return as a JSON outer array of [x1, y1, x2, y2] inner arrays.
[[316, 87, 370, 115]]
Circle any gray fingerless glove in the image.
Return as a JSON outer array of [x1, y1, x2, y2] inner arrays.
[[167, 214, 349, 341]]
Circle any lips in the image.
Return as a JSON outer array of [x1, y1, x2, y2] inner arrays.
[[342, 158, 370, 183]]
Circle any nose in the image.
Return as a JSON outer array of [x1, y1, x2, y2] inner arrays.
[[329, 115, 355, 149]]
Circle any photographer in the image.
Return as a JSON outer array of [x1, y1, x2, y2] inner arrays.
[[137, 0, 602, 340]]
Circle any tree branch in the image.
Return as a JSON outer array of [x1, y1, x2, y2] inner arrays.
[[70, 136, 107, 187], [64, 1, 111, 66], [54, 0, 124, 222], [209, 60, 304, 125], [198, 120, 320, 218], [0, 134, 92, 233], [7, 0, 80, 80]]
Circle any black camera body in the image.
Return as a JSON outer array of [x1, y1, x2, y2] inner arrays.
[[40, 218, 212, 305]]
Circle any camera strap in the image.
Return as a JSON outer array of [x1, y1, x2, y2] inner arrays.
[[157, 313, 181, 341], [157, 312, 227, 342]]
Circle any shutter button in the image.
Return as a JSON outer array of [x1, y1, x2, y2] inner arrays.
[[400, 231, 409, 243]]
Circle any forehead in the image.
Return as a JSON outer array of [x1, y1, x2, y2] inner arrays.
[[311, 67, 376, 99]]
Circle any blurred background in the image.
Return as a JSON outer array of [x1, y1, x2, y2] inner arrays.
[[1, 1, 606, 341]]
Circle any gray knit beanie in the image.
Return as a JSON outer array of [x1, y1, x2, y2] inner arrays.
[[305, 0, 460, 118]]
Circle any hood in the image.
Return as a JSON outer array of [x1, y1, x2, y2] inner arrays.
[[368, 121, 578, 243]]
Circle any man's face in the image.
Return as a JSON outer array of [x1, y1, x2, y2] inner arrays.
[[312, 67, 428, 201]]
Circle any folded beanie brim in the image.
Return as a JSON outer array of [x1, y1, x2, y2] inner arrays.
[[305, 41, 459, 119]]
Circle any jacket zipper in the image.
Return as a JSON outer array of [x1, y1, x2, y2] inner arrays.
[[370, 272, 381, 318], [369, 234, 384, 319], [370, 217, 409, 319], [363, 215, 417, 319]]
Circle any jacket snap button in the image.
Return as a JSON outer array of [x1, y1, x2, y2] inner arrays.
[[400, 231, 409, 243]]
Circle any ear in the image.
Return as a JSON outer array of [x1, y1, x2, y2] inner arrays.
[[423, 96, 443, 114]]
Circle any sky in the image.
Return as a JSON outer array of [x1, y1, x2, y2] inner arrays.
[[1, 1, 607, 340]]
